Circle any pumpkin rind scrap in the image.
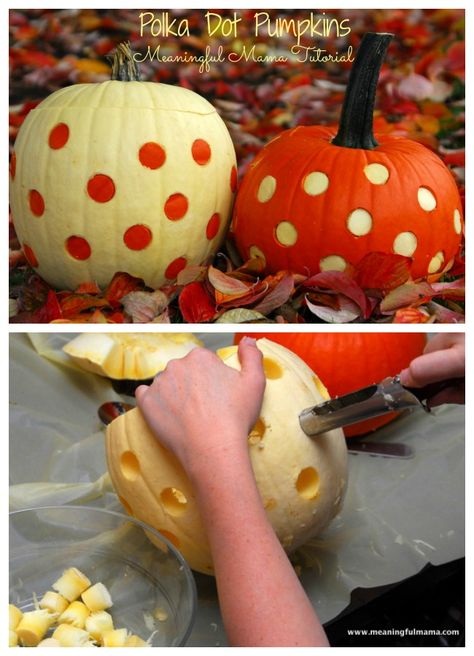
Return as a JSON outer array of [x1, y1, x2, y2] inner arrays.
[[105, 339, 348, 574], [234, 333, 427, 437], [10, 74, 237, 290], [63, 332, 202, 380]]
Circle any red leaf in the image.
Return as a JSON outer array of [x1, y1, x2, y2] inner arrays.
[[253, 273, 294, 314], [430, 278, 465, 300], [303, 271, 371, 318], [355, 252, 412, 292], [178, 282, 217, 323], [60, 294, 109, 317], [36, 290, 62, 323], [75, 281, 101, 295], [104, 272, 144, 304]]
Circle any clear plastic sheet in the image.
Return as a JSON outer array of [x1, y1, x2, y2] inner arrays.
[[9, 333, 464, 645]]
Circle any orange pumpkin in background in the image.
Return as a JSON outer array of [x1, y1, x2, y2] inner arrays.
[[231, 33, 463, 281], [234, 332, 427, 437]]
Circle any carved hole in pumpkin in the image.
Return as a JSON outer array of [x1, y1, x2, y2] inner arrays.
[[313, 376, 330, 400], [417, 187, 437, 212], [347, 208, 373, 237], [49, 123, 70, 150], [248, 417, 266, 445], [120, 451, 140, 481], [23, 243, 39, 268], [118, 495, 134, 516], [257, 175, 276, 203], [160, 487, 188, 517], [262, 358, 283, 379], [10, 152, 16, 179], [454, 209, 462, 235], [249, 245, 266, 266], [165, 256, 187, 280], [157, 529, 181, 549], [393, 232, 417, 257], [319, 255, 347, 272], [428, 251, 444, 274], [275, 221, 298, 247], [296, 467, 320, 500], [302, 171, 329, 196], [363, 163, 389, 185]]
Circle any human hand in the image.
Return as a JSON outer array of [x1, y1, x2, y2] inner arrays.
[[399, 333, 464, 406], [135, 337, 266, 479]]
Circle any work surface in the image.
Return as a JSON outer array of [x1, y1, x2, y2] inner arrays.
[[9, 333, 465, 646]]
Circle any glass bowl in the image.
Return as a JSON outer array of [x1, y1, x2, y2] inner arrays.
[[9, 505, 197, 647]]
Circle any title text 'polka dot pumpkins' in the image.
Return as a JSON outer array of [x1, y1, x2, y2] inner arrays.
[[231, 33, 463, 281], [106, 339, 348, 574], [10, 43, 237, 290], [234, 332, 427, 437]]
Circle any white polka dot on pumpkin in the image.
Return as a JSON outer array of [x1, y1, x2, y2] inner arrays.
[[453, 209, 462, 234], [347, 208, 373, 236], [418, 187, 437, 212], [320, 255, 347, 272], [275, 221, 298, 247], [393, 232, 417, 257], [303, 171, 329, 196], [257, 175, 277, 203], [428, 251, 444, 274], [363, 163, 390, 185], [249, 245, 266, 264]]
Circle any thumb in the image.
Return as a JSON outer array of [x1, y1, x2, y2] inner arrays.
[[237, 337, 265, 380], [134, 385, 148, 404]]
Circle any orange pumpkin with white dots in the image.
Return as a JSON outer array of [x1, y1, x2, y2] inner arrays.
[[234, 332, 427, 437], [231, 33, 463, 281], [9, 43, 237, 291]]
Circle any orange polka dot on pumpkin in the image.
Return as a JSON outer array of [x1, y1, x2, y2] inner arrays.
[[23, 243, 38, 268], [123, 224, 152, 250], [191, 139, 211, 165], [230, 166, 238, 193], [87, 174, 115, 203], [139, 142, 166, 169], [10, 152, 16, 180], [66, 235, 91, 260], [206, 213, 221, 240], [165, 256, 187, 279], [29, 190, 45, 217], [49, 123, 69, 149], [164, 193, 188, 220]]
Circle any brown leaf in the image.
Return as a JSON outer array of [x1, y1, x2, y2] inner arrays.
[[121, 290, 169, 323]]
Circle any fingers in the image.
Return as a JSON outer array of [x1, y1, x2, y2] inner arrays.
[[400, 350, 465, 392], [237, 337, 265, 384], [423, 333, 464, 354]]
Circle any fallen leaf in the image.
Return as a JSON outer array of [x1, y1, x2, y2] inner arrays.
[[303, 271, 370, 318], [253, 273, 294, 314], [355, 252, 412, 292], [105, 272, 145, 305], [305, 294, 361, 323], [215, 309, 267, 323], [392, 307, 431, 323], [380, 281, 433, 313], [122, 290, 169, 323], [178, 281, 217, 323], [208, 265, 251, 297]]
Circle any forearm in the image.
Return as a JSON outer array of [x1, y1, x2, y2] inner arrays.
[[189, 438, 329, 647]]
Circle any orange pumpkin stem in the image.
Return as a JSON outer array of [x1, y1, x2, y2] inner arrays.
[[332, 32, 393, 150], [110, 41, 141, 81]]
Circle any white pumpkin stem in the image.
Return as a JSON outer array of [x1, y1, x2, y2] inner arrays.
[[110, 42, 141, 81]]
